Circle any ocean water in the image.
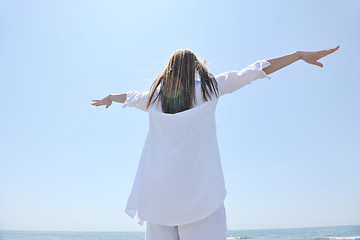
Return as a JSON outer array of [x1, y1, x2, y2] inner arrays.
[[0, 225, 359, 240]]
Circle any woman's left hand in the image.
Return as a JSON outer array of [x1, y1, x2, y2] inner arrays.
[[300, 46, 340, 67]]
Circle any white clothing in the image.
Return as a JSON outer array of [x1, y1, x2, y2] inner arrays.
[[123, 60, 271, 226], [145, 203, 227, 240]]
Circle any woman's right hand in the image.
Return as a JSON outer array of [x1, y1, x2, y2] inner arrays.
[[92, 95, 113, 109]]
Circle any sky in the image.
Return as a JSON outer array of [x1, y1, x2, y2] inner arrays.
[[0, 0, 359, 232]]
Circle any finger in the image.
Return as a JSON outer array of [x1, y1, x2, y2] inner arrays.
[[318, 49, 334, 59], [313, 61, 323, 67], [331, 45, 340, 51], [324, 49, 336, 55], [92, 100, 100, 102], [318, 46, 339, 60], [321, 51, 332, 58], [325, 46, 339, 54]]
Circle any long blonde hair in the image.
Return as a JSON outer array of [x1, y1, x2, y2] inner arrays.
[[146, 49, 219, 114]]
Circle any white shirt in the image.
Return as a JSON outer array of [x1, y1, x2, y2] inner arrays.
[[123, 60, 271, 226]]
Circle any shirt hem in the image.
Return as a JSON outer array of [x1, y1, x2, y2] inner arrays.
[[126, 191, 227, 226]]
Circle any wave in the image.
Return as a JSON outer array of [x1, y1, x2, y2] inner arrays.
[[321, 237, 360, 240], [227, 237, 248, 240]]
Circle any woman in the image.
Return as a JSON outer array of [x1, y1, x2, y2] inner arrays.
[[92, 46, 339, 240]]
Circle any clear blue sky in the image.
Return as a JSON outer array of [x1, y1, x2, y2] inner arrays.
[[0, 0, 359, 232]]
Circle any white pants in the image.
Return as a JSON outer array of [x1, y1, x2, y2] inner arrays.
[[145, 204, 227, 240]]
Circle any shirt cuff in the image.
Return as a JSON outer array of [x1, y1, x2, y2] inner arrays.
[[251, 60, 271, 80], [122, 91, 134, 108]]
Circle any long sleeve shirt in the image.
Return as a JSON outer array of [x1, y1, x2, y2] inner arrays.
[[123, 60, 271, 226]]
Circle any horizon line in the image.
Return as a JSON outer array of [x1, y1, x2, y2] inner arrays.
[[1, 224, 359, 233]]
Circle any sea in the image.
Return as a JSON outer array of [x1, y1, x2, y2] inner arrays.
[[0, 225, 359, 240]]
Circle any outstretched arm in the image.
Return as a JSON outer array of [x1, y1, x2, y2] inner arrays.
[[262, 46, 339, 75], [92, 93, 126, 109]]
